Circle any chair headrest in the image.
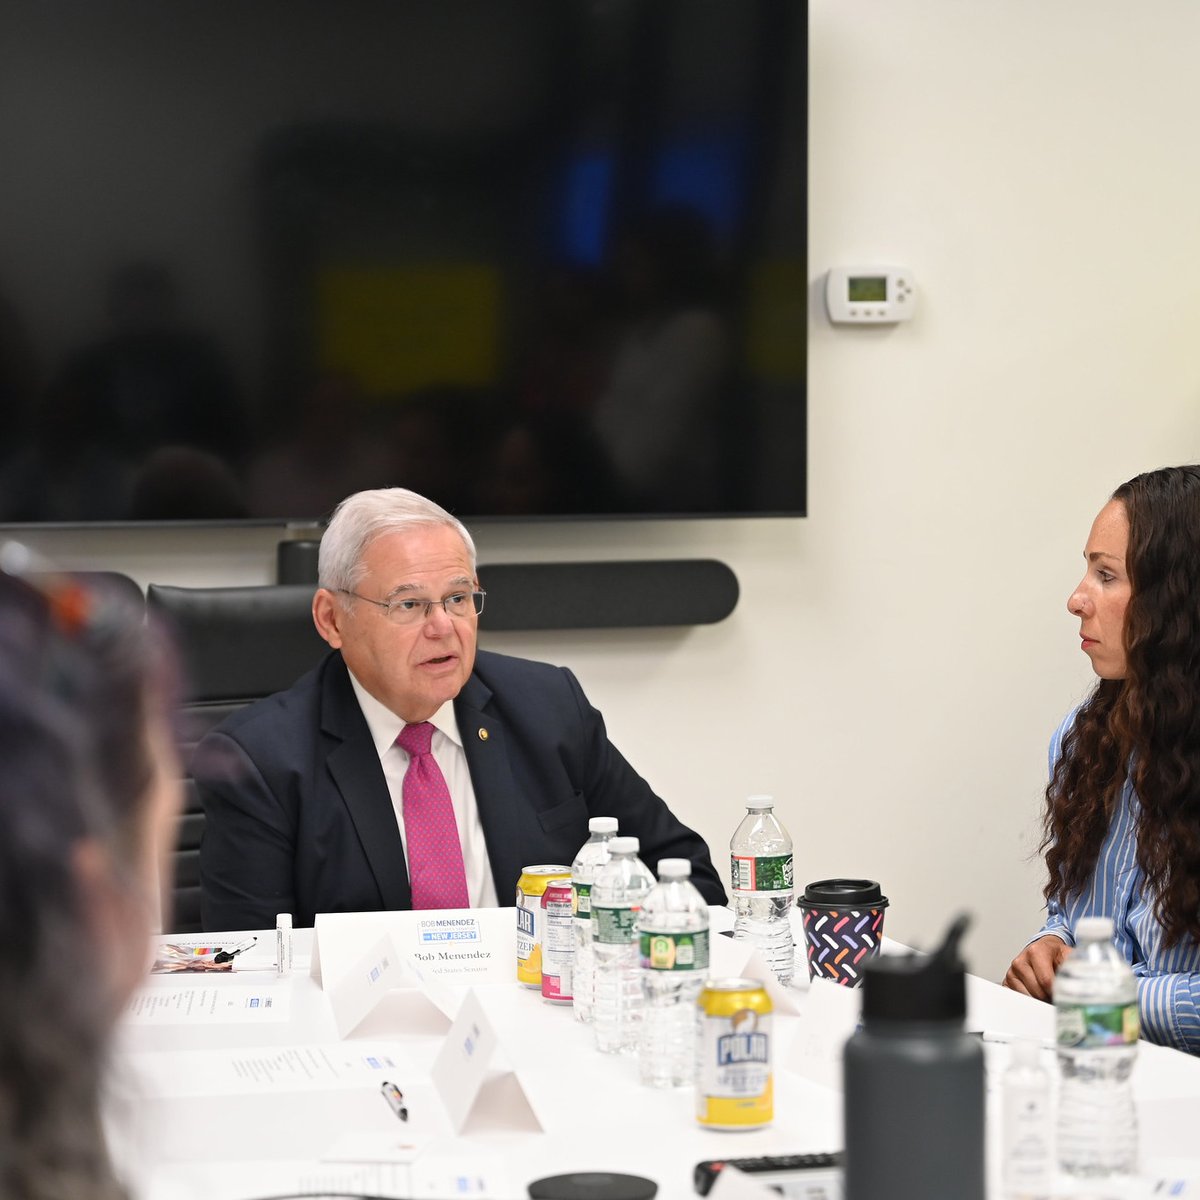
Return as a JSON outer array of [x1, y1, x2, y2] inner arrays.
[[146, 583, 327, 702]]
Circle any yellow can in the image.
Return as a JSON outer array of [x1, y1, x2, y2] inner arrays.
[[516, 864, 571, 987], [696, 978, 773, 1129]]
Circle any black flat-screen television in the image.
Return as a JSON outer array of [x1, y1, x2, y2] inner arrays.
[[0, 1, 806, 525]]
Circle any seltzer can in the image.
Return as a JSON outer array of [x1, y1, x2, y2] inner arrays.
[[516, 864, 571, 987], [696, 977, 773, 1129], [540, 877, 575, 1003]]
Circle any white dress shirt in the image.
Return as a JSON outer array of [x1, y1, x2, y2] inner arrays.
[[347, 672, 500, 908]]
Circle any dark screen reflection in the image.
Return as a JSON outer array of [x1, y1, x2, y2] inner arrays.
[[0, 0, 806, 523]]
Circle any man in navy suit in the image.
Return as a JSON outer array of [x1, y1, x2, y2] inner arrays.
[[196, 487, 725, 930]]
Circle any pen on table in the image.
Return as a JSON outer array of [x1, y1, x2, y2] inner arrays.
[[213, 936, 257, 964], [381, 1080, 408, 1122]]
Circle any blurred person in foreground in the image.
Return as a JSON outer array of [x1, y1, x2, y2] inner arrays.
[[1004, 466, 1200, 1052], [0, 551, 181, 1198], [196, 487, 725, 930]]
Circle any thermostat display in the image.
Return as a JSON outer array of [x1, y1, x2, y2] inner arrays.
[[825, 266, 916, 324], [847, 276, 887, 303]]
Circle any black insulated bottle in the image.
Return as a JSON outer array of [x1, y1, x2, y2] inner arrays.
[[843, 914, 985, 1200]]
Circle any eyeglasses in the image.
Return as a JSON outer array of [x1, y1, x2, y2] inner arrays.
[[337, 588, 486, 625]]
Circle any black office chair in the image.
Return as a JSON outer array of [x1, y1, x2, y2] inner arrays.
[[146, 583, 329, 932]]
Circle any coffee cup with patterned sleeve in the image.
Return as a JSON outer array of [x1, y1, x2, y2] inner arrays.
[[799, 879, 888, 987]]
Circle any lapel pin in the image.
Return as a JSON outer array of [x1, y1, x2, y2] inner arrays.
[[478, 727, 489, 741]]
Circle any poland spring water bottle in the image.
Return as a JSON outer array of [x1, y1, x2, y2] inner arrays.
[[637, 858, 710, 1088], [591, 836, 654, 1054], [1054, 915, 1139, 1178], [730, 796, 794, 984], [571, 816, 618, 1024]]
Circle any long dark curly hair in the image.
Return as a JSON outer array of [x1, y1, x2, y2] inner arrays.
[[0, 567, 177, 1200], [1043, 465, 1200, 947]]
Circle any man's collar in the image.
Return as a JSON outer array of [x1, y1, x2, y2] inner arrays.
[[345, 669, 463, 759]]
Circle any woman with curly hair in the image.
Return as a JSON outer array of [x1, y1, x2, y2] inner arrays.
[[0, 552, 180, 1199], [1004, 465, 1200, 1051]]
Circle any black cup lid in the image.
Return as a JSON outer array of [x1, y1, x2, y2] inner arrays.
[[801, 878, 888, 909]]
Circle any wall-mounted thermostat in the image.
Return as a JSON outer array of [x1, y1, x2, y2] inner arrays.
[[825, 266, 916, 325]]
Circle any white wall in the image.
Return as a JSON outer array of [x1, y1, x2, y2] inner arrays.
[[16, 1, 1200, 980]]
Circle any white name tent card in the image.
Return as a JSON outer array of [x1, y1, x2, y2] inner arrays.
[[324, 932, 414, 1039], [312, 909, 515, 1037], [783, 976, 861, 1091], [709, 933, 805, 1015], [313, 909, 512, 988], [430, 988, 543, 1134]]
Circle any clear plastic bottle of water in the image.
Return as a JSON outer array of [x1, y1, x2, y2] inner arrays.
[[730, 796, 794, 984], [571, 816, 618, 1024], [591, 836, 654, 1055], [637, 858, 710, 1088], [1053, 915, 1139, 1178]]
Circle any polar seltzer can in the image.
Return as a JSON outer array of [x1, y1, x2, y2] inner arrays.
[[696, 978, 773, 1129], [540, 876, 575, 1003], [516, 864, 571, 987]]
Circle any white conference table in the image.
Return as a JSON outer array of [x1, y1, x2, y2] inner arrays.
[[111, 908, 1200, 1200]]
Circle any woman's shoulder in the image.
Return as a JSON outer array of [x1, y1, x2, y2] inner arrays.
[[1049, 702, 1085, 764]]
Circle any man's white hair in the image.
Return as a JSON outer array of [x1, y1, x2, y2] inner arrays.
[[317, 488, 477, 596]]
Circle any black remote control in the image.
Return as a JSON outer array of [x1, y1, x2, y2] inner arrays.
[[693, 1152, 843, 1197]]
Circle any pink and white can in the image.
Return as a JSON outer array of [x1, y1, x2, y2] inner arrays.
[[541, 877, 575, 1003]]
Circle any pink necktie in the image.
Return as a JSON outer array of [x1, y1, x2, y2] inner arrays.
[[396, 722, 470, 910]]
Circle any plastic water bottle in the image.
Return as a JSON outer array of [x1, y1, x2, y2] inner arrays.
[[1002, 1040, 1053, 1198], [1053, 915, 1139, 1178], [571, 816, 619, 1024], [637, 858, 710, 1088], [591, 836, 654, 1055], [730, 796, 794, 984]]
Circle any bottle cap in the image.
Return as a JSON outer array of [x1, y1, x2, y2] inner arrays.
[[860, 913, 970, 1024], [744, 794, 774, 811], [589, 816, 619, 833], [656, 858, 691, 878], [1076, 915, 1115, 942], [276, 913, 292, 930], [609, 836, 639, 855]]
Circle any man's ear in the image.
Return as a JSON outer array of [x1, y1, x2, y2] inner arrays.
[[312, 588, 343, 648]]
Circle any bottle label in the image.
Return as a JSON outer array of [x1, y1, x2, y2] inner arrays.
[[730, 853, 793, 893], [593, 903, 639, 945], [1056, 1000, 1139, 1048], [1003, 1087, 1052, 1192], [572, 881, 591, 918], [639, 928, 710, 970]]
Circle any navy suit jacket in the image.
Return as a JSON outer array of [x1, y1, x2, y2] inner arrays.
[[195, 649, 726, 930]]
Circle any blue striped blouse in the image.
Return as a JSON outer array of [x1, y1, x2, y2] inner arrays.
[[1035, 710, 1200, 1053]]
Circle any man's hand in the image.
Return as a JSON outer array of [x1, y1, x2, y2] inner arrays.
[[1003, 935, 1072, 1001]]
